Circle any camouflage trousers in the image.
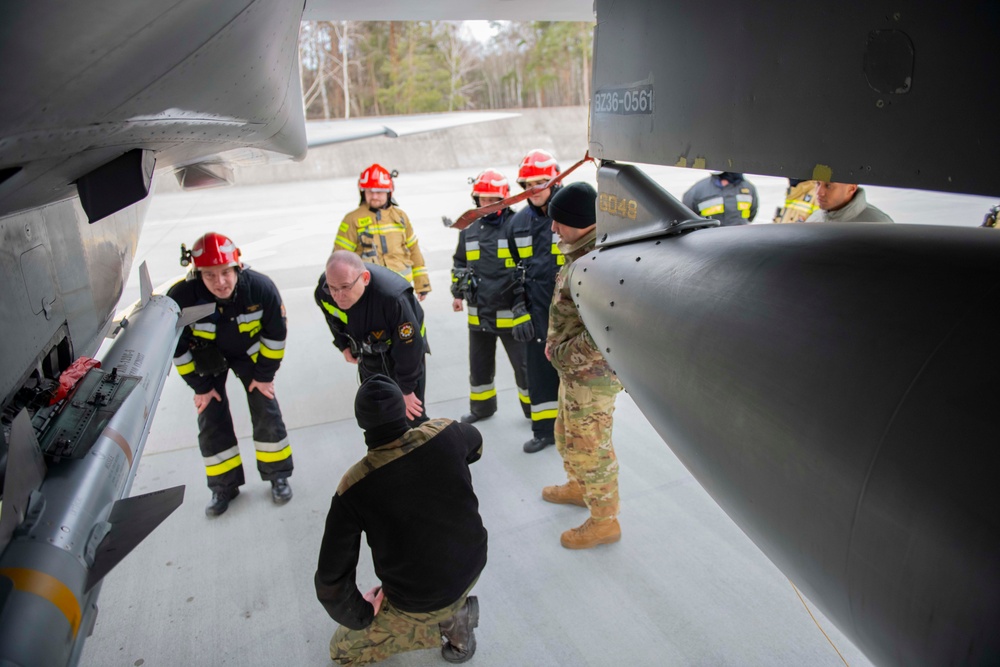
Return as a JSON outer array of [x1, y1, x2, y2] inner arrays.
[[554, 375, 623, 520], [330, 580, 477, 666]]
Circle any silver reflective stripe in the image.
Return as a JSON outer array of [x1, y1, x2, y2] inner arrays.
[[259, 337, 285, 350], [193, 322, 216, 332], [237, 311, 263, 325], [700, 196, 724, 208], [532, 401, 559, 413], [466, 241, 480, 251], [255, 436, 290, 453], [498, 239, 510, 250], [247, 341, 261, 356], [736, 194, 754, 204], [515, 236, 532, 248], [468, 306, 479, 316], [174, 351, 193, 365], [471, 382, 495, 393], [204, 445, 240, 466]]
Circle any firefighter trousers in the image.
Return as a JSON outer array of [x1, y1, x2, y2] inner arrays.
[[196, 370, 293, 493], [467, 329, 530, 419], [526, 338, 559, 439]]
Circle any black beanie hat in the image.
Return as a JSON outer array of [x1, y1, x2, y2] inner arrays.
[[354, 374, 409, 448], [548, 181, 597, 229]]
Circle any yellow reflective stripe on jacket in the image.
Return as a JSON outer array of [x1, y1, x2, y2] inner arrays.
[[736, 194, 754, 218], [552, 241, 566, 265], [321, 300, 348, 324], [335, 236, 357, 251], [174, 351, 195, 376], [405, 233, 419, 248], [467, 305, 480, 326], [259, 336, 285, 360], [497, 239, 512, 259], [191, 322, 216, 340], [465, 240, 480, 262], [413, 266, 428, 277], [495, 309, 515, 328], [369, 223, 406, 234], [237, 311, 263, 336], [514, 236, 533, 258]]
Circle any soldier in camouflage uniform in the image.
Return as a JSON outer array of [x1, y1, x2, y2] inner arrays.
[[315, 375, 486, 665], [541, 182, 624, 550]]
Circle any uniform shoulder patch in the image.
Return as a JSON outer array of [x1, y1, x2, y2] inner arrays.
[[398, 322, 415, 340], [246, 304, 261, 312], [740, 187, 750, 194]]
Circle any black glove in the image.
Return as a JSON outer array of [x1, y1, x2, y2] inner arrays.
[[451, 270, 465, 299], [190, 341, 228, 377], [511, 300, 534, 343]]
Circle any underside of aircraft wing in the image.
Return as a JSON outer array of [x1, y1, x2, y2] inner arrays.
[[305, 111, 520, 148]]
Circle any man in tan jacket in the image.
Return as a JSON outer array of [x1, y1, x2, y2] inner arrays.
[[334, 163, 432, 299]]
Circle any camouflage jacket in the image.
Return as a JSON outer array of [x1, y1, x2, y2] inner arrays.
[[546, 229, 615, 383]]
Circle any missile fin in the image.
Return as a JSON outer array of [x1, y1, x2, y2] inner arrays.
[[138, 261, 153, 306], [177, 304, 215, 332], [84, 485, 185, 591], [0, 410, 47, 552]]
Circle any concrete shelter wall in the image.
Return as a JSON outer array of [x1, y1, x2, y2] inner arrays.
[[156, 106, 588, 193]]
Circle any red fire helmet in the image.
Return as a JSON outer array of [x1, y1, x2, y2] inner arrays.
[[517, 149, 560, 185], [190, 232, 241, 270], [358, 163, 394, 193], [471, 169, 510, 200]]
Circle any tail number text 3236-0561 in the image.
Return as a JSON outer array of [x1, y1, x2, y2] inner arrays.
[[594, 85, 654, 115]]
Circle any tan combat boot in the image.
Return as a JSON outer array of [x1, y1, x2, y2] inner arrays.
[[541, 480, 586, 507], [560, 517, 621, 549]]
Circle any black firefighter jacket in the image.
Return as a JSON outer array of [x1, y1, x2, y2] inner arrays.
[[314, 263, 426, 395], [168, 268, 287, 394], [451, 208, 530, 334]]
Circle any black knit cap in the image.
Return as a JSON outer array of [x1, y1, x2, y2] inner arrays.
[[548, 181, 597, 229], [354, 374, 409, 448]]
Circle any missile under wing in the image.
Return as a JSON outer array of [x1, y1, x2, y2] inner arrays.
[[583, 2, 1000, 664]]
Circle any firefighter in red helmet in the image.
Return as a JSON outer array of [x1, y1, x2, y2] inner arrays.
[[334, 164, 432, 300], [167, 232, 294, 516], [508, 149, 564, 453], [451, 169, 532, 426]]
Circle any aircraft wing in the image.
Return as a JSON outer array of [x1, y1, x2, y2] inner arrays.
[[305, 111, 519, 148]]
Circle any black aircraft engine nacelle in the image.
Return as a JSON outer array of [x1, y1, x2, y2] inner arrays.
[[573, 163, 1000, 667]]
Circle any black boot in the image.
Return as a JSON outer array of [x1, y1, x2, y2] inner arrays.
[[270, 478, 292, 504], [205, 487, 239, 517], [523, 436, 555, 453], [439, 596, 479, 663], [460, 413, 491, 424]]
